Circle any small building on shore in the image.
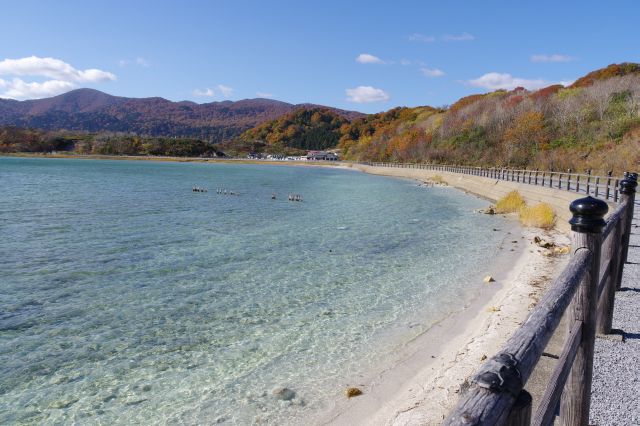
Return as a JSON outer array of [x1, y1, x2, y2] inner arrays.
[[306, 151, 338, 161]]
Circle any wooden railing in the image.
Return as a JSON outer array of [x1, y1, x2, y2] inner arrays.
[[441, 172, 637, 425], [364, 162, 625, 202]]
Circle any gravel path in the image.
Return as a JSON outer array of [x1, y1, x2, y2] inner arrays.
[[590, 201, 640, 426]]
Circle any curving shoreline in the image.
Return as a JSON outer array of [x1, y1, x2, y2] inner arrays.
[[314, 165, 571, 425], [4, 154, 572, 423]]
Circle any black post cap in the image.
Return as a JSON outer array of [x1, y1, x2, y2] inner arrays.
[[630, 172, 638, 181], [569, 196, 608, 233], [620, 177, 638, 195]]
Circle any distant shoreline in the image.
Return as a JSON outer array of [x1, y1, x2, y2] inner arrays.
[[0, 152, 345, 167]]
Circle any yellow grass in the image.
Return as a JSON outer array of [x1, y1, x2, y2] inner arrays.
[[431, 174, 447, 185], [519, 203, 556, 229], [495, 191, 525, 213]]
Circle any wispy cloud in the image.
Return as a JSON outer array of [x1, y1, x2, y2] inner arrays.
[[217, 84, 234, 98], [356, 53, 385, 64], [0, 56, 115, 99], [193, 88, 215, 97], [135, 57, 150, 67], [442, 32, 474, 42], [530, 54, 575, 63], [192, 84, 235, 99], [400, 59, 412, 66], [256, 92, 274, 98], [408, 33, 436, 43], [409, 32, 474, 43], [467, 72, 558, 90], [421, 67, 445, 77], [119, 57, 151, 67], [345, 86, 389, 103]]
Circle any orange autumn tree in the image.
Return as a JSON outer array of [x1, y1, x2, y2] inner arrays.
[[503, 110, 548, 166]]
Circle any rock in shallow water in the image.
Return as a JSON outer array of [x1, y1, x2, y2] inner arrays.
[[271, 387, 296, 401]]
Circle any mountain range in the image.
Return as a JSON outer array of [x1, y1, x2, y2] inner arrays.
[[0, 89, 363, 142]]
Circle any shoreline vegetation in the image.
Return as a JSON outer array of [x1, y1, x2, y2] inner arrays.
[[3, 154, 571, 423]]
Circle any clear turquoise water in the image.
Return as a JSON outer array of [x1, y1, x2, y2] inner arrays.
[[0, 157, 507, 424]]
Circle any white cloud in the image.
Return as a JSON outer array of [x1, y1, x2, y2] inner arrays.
[[421, 67, 445, 77], [530, 54, 575, 63], [0, 56, 115, 82], [400, 59, 412, 66], [409, 33, 436, 43], [217, 84, 234, 98], [467, 72, 554, 90], [256, 92, 274, 98], [345, 86, 390, 103], [356, 53, 385, 64], [193, 88, 215, 97], [0, 56, 116, 99], [442, 32, 474, 42], [0, 78, 76, 99]]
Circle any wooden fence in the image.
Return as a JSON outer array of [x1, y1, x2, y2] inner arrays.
[[364, 162, 625, 202], [361, 162, 638, 424], [436, 172, 636, 425]]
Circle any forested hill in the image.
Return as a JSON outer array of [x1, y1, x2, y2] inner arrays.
[[222, 63, 640, 171], [0, 89, 362, 142], [221, 108, 351, 155], [336, 63, 640, 172]]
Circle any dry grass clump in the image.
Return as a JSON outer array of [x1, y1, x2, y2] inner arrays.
[[431, 174, 447, 185], [495, 191, 526, 213], [519, 203, 556, 229]]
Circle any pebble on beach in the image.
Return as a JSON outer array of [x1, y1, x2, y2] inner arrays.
[[346, 387, 363, 398], [483, 275, 495, 283]]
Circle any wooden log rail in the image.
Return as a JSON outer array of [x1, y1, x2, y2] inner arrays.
[[364, 163, 623, 202], [442, 173, 637, 426]]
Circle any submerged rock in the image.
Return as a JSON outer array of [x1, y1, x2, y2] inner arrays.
[[48, 397, 79, 409], [271, 387, 296, 401]]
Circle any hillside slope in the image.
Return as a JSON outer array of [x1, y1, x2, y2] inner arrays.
[[0, 89, 362, 142]]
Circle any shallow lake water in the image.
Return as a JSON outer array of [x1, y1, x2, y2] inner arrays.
[[0, 157, 508, 424]]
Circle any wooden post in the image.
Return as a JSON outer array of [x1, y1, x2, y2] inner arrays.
[[576, 175, 580, 193], [597, 213, 623, 335], [535, 170, 539, 185], [617, 175, 637, 290], [595, 176, 600, 198], [586, 169, 592, 195], [559, 196, 608, 426], [606, 171, 612, 200], [506, 390, 533, 426], [559, 173, 563, 189]]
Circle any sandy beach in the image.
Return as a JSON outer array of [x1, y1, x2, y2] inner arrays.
[[317, 225, 568, 425], [313, 165, 571, 425]]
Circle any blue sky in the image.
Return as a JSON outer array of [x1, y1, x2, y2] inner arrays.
[[0, 0, 639, 113]]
